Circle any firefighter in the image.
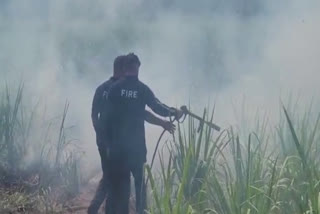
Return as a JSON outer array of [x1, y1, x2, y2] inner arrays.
[[88, 55, 176, 214], [104, 53, 183, 214]]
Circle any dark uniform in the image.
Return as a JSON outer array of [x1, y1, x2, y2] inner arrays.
[[89, 77, 118, 214], [105, 76, 176, 214]]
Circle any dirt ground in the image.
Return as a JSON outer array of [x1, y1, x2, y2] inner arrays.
[[65, 174, 136, 214]]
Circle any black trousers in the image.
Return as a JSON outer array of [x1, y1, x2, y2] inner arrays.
[[88, 134, 109, 214], [106, 157, 146, 214]]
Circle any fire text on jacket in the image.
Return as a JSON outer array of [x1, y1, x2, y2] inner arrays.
[[121, 89, 138, 99]]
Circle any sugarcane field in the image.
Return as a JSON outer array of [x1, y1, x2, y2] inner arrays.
[[1, 1, 320, 214]]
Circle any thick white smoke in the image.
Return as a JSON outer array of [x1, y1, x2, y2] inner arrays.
[[1, 0, 319, 173]]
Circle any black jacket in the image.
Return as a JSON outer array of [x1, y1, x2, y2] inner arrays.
[[105, 76, 176, 163], [91, 77, 118, 147]]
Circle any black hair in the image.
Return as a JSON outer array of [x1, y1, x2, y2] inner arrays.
[[125, 53, 141, 68], [113, 55, 126, 75]]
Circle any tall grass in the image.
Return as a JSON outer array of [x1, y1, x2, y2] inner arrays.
[[0, 83, 25, 171], [2, 83, 320, 214], [0, 84, 82, 213], [146, 105, 320, 214]]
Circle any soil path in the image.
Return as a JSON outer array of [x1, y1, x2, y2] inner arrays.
[[66, 174, 135, 214]]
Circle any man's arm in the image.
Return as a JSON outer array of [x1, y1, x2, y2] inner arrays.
[[144, 110, 176, 134], [144, 85, 183, 118], [91, 87, 102, 132]]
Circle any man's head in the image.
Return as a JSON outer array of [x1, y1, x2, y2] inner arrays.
[[124, 53, 141, 76], [113, 55, 126, 78]]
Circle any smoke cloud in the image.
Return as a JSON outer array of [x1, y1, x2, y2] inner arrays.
[[1, 0, 319, 173]]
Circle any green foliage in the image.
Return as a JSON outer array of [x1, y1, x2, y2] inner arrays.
[[147, 105, 320, 214]]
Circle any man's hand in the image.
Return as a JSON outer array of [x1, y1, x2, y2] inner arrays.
[[175, 108, 184, 120], [161, 120, 176, 134]]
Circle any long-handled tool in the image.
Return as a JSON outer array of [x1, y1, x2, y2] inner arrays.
[[180, 106, 221, 132]]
